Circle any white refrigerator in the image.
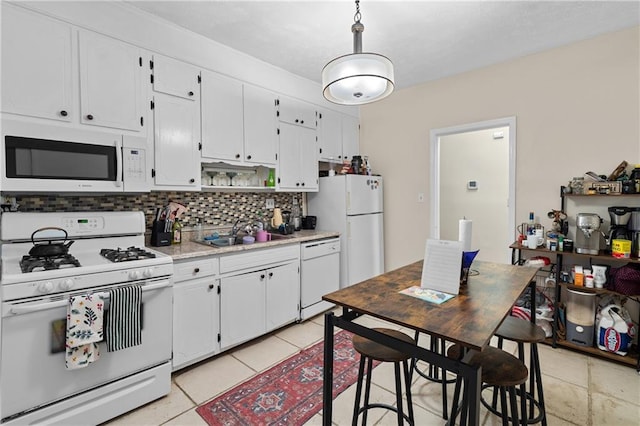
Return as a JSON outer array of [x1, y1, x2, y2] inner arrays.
[[307, 174, 384, 288]]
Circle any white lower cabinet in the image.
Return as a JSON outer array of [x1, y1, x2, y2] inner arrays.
[[172, 257, 220, 371], [219, 245, 300, 350]]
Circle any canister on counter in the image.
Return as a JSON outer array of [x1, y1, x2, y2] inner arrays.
[[563, 239, 574, 252]]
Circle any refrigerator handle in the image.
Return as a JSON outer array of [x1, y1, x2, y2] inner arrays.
[[347, 220, 351, 239], [346, 191, 351, 212]]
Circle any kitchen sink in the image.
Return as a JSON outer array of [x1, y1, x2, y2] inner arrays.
[[197, 232, 295, 248]]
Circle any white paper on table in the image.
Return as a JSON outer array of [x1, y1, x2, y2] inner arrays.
[[421, 239, 463, 295]]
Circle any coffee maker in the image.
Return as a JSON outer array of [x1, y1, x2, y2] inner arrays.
[[575, 213, 603, 255], [606, 206, 632, 253], [629, 208, 640, 258]]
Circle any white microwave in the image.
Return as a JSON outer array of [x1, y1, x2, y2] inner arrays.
[[1, 120, 150, 193]]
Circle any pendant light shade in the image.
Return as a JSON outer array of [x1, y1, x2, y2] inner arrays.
[[322, 1, 394, 105]]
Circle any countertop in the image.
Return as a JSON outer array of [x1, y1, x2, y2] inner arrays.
[[150, 230, 340, 261]]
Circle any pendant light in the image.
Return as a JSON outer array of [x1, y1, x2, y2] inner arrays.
[[322, 0, 394, 105]]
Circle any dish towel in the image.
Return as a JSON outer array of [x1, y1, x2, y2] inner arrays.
[[66, 294, 105, 369], [106, 285, 142, 352]]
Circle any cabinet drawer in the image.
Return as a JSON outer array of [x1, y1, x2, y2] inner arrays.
[[174, 257, 219, 282], [220, 244, 299, 274]]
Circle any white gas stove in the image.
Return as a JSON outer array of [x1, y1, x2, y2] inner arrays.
[[0, 211, 174, 425]]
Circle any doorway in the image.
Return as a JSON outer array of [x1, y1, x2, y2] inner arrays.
[[429, 117, 516, 264]]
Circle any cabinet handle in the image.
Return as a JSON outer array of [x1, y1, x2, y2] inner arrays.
[[246, 155, 252, 160], [194, 267, 200, 273], [268, 272, 273, 278], [295, 119, 299, 123], [301, 182, 305, 187], [235, 153, 241, 159], [260, 274, 266, 280], [300, 120, 304, 124], [296, 182, 300, 187], [188, 91, 194, 97], [189, 178, 195, 183], [86, 114, 94, 120], [208, 284, 214, 290], [60, 110, 68, 117]]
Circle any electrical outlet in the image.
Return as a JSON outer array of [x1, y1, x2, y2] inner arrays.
[[418, 193, 424, 202], [266, 198, 275, 209]]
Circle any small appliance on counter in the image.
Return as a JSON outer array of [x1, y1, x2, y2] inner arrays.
[[628, 207, 640, 258], [302, 216, 317, 230], [566, 289, 596, 347], [575, 213, 603, 255], [605, 206, 632, 253]]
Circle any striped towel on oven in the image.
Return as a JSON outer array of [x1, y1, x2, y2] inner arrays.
[[106, 285, 142, 352]]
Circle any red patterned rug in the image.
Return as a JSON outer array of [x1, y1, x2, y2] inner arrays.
[[196, 330, 379, 426]]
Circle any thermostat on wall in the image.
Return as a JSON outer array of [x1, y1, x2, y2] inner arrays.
[[467, 180, 478, 190]]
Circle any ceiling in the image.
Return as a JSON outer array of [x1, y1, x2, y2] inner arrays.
[[126, 1, 640, 91]]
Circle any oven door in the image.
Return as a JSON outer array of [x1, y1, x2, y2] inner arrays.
[[1, 120, 125, 193], [0, 278, 172, 422]]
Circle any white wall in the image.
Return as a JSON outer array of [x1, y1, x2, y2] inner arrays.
[[440, 127, 510, 263], [360, 26, 640, 271]]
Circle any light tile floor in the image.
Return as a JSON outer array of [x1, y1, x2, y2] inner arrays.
[[106, 309, 640, 425]]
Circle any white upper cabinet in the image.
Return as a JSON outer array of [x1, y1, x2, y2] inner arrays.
[[342, 114, 360, 161], [243, 84, 277, 165], [201, 73, 277, 166], [276, 96, 316, 129], [317, 109, 343, 163], [78, 30, 144, 132], [200, 70, 244, 162], [151, 55, 201, 189], [152, 55, 200, 101], [1, 4, 73, 122], [278, 122, 318, 192]]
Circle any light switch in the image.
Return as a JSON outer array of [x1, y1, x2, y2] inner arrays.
[[266, 198, 275, 209]]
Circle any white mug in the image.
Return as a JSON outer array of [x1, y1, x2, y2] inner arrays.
[[527, 237, 538, 249]]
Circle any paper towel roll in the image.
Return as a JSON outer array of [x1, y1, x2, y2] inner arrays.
[[459, 219, 472, 252]]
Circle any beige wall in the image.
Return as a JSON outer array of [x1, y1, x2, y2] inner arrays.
[[360, 26, 640, 271]]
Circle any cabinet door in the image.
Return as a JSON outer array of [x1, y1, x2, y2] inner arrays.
[[300, 126, 319, 191], [1, 5, 73, 122], [244, 84, 277, 165], [172, 277, 219, 370], [277, 122, 302, 190], [79, 30, 143, 131], [220, 271, 266, 350], [200, 70, 244, 162], [266, 262, 300, 332], [318, 109, 343, 162], [152, 92, 200, 188], [277, 97, 316, 129], [342, 115, 360, 161], [152, 55, 200, 101]]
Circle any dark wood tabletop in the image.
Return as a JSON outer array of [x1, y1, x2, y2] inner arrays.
[[322, 260, 539, 351]]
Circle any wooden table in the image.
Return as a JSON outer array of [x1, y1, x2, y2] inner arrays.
[[322, 260, 538, 425]]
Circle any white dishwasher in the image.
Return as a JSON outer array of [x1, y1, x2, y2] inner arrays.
[[300, 238, 341, 320]]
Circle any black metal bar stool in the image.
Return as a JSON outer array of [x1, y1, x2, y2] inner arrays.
[[447, 344, 528, 426], [485, 316, 547, 425], [409, 333, 454, 419], [352, 328, 416, 425]]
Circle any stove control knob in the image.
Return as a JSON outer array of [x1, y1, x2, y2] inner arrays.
[[143, 268, 154, 278], [60, 278, 74, 291], [38, 281, 54, 293], [129, 270, 141, 280]]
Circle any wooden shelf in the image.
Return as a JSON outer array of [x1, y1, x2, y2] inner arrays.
[[542, 337, 639, 368], [509, 242, 640, 265]]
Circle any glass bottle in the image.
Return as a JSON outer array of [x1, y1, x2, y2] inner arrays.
[[267, 169, 276, 187], [172, 219, 182, 244], [292, 197, 301, 231], [194, 219, 203, 241]]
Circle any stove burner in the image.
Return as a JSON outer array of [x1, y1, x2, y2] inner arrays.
[[20, 254, 82, 273], [100, 246, 156, 263]]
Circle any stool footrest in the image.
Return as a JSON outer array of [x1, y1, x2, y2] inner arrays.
[[355, 403, 414, 424]]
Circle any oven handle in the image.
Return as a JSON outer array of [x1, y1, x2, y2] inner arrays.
[[6, 281, 171, 316]]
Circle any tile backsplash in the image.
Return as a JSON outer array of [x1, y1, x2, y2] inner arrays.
[[14, 191, 303, 231]]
